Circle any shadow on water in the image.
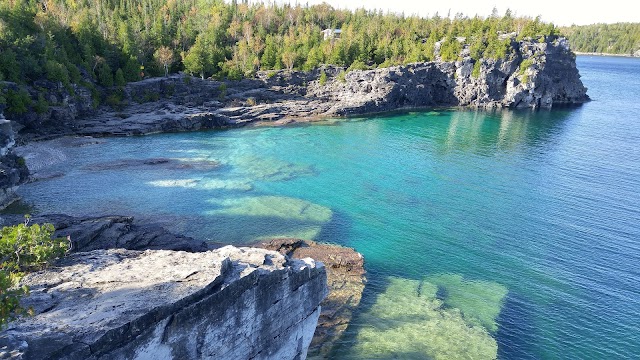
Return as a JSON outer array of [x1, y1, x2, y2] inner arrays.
[[496, 292, 537, 359], [326, 274, 393, 359], [155, 212, 331, 244], [315, 208, 353, 247]]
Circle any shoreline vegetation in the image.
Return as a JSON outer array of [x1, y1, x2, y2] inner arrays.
[[561, 23, 640, 56], [575, 52, 640, 58], [0, 0, 562, 117]]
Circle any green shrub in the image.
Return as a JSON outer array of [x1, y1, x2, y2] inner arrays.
[[337, 70, 346, 83], [218, 83, 227, 101], [519, 58, 534, 75], [347, 60, 368, 72], [97, 62, 114, 87], [472, 61, 482, 78], [33, 94, 49, 115], [45, 60, 70, 88], [319, 71, 327, 86], [5, 89, 32, 115], [0, 217, 68, 328], [115, 68, 126, 87], [106, 88, 125, 109]]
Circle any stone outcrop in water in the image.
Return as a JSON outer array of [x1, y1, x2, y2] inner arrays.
[[2, 37, 588, 139], [0, 246, 328, 360]]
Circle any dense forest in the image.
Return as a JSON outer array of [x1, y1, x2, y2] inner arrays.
[[0, 0, 559, 112], [560, 23, 640, 55]]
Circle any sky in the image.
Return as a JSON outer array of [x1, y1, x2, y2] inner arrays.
[[268, 0, 640, 26]]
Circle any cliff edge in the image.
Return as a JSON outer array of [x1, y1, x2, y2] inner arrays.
[[3, 37, 588, 139], [0, 246, 328, 360]]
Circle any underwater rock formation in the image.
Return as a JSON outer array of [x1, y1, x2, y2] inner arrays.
[[338, 275, 507, 359]]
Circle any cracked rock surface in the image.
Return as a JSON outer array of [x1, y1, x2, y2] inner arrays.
[[0, 246, 327, 360]]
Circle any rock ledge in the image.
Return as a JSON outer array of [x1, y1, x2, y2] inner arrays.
[[0, 246, 328, 360]]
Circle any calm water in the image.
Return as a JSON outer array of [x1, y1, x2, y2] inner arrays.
[[14, 56, 640, 359]]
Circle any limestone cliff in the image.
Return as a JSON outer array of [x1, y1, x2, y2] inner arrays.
[[2, 37, 588, 139], [305, 37, 588, 113], [0, 246, 328, 360]]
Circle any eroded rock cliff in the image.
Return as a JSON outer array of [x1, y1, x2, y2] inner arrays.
[[2, 37, 588, 139], [258, 238, 366, 359], [0, 246, 327, 360]]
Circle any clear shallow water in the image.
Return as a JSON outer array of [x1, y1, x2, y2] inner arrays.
[[14, 56, 640, 358]]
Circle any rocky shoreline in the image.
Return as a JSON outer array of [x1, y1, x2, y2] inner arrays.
[[0, 213, 365, 359], [0, 246, 328, 359], [3, 37, 588, 142], [0, 36, 587, 359]]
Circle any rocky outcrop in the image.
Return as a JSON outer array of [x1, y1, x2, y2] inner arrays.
[[0, 116, 29, 208], [0, 246, 328, 359], [0, 80, 95, 138], [0, 214, 213, 253], [258, 238, 366, 359], [306, 37, 588, 112], [4, 37, 588, 139]]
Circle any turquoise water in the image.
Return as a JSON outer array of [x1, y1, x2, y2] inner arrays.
[[15, 56, 640, 358]]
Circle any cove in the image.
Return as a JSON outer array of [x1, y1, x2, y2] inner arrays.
[[13, 56, 640, 359]]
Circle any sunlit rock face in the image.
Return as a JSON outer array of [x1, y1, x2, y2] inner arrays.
[[0, 246, 328, 360], [338, 275, 507, 360]]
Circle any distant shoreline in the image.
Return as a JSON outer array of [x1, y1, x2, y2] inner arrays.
[[575, 51, 640, 58]]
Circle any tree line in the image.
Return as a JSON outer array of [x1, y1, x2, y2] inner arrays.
[[0, 1, 558, 96], [560, 23, 640, 55]]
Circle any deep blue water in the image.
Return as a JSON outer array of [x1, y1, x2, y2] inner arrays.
[[14, 56, 640, 358]]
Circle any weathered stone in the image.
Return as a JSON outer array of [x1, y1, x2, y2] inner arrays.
[[2, 37, 588, 141], [0, 214, 213, 253], [258, 238, 366, 359], [0, 117, 29, 209], [0, 246, 328, 360]]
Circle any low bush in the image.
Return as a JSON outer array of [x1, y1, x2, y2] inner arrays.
[[0, 217, 69, 327]]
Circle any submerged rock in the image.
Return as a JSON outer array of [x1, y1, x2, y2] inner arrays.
[[338, 276, 507, 359], [83, 157, 221, 171], [258, 238, 366, 359], [0, 246, 328, 360], [205, 196, 333, 243]]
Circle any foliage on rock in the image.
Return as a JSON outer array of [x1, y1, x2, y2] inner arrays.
[[0, 0, 560, 88], [0, 216, 68, 328]]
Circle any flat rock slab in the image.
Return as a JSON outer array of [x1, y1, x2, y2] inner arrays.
[[0, 246, 327, 360]]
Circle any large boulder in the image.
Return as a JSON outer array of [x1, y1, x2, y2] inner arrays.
[[0, 246, 328, 360]]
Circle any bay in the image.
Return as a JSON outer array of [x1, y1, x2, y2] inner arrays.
[[14, 55, 640, 359]]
